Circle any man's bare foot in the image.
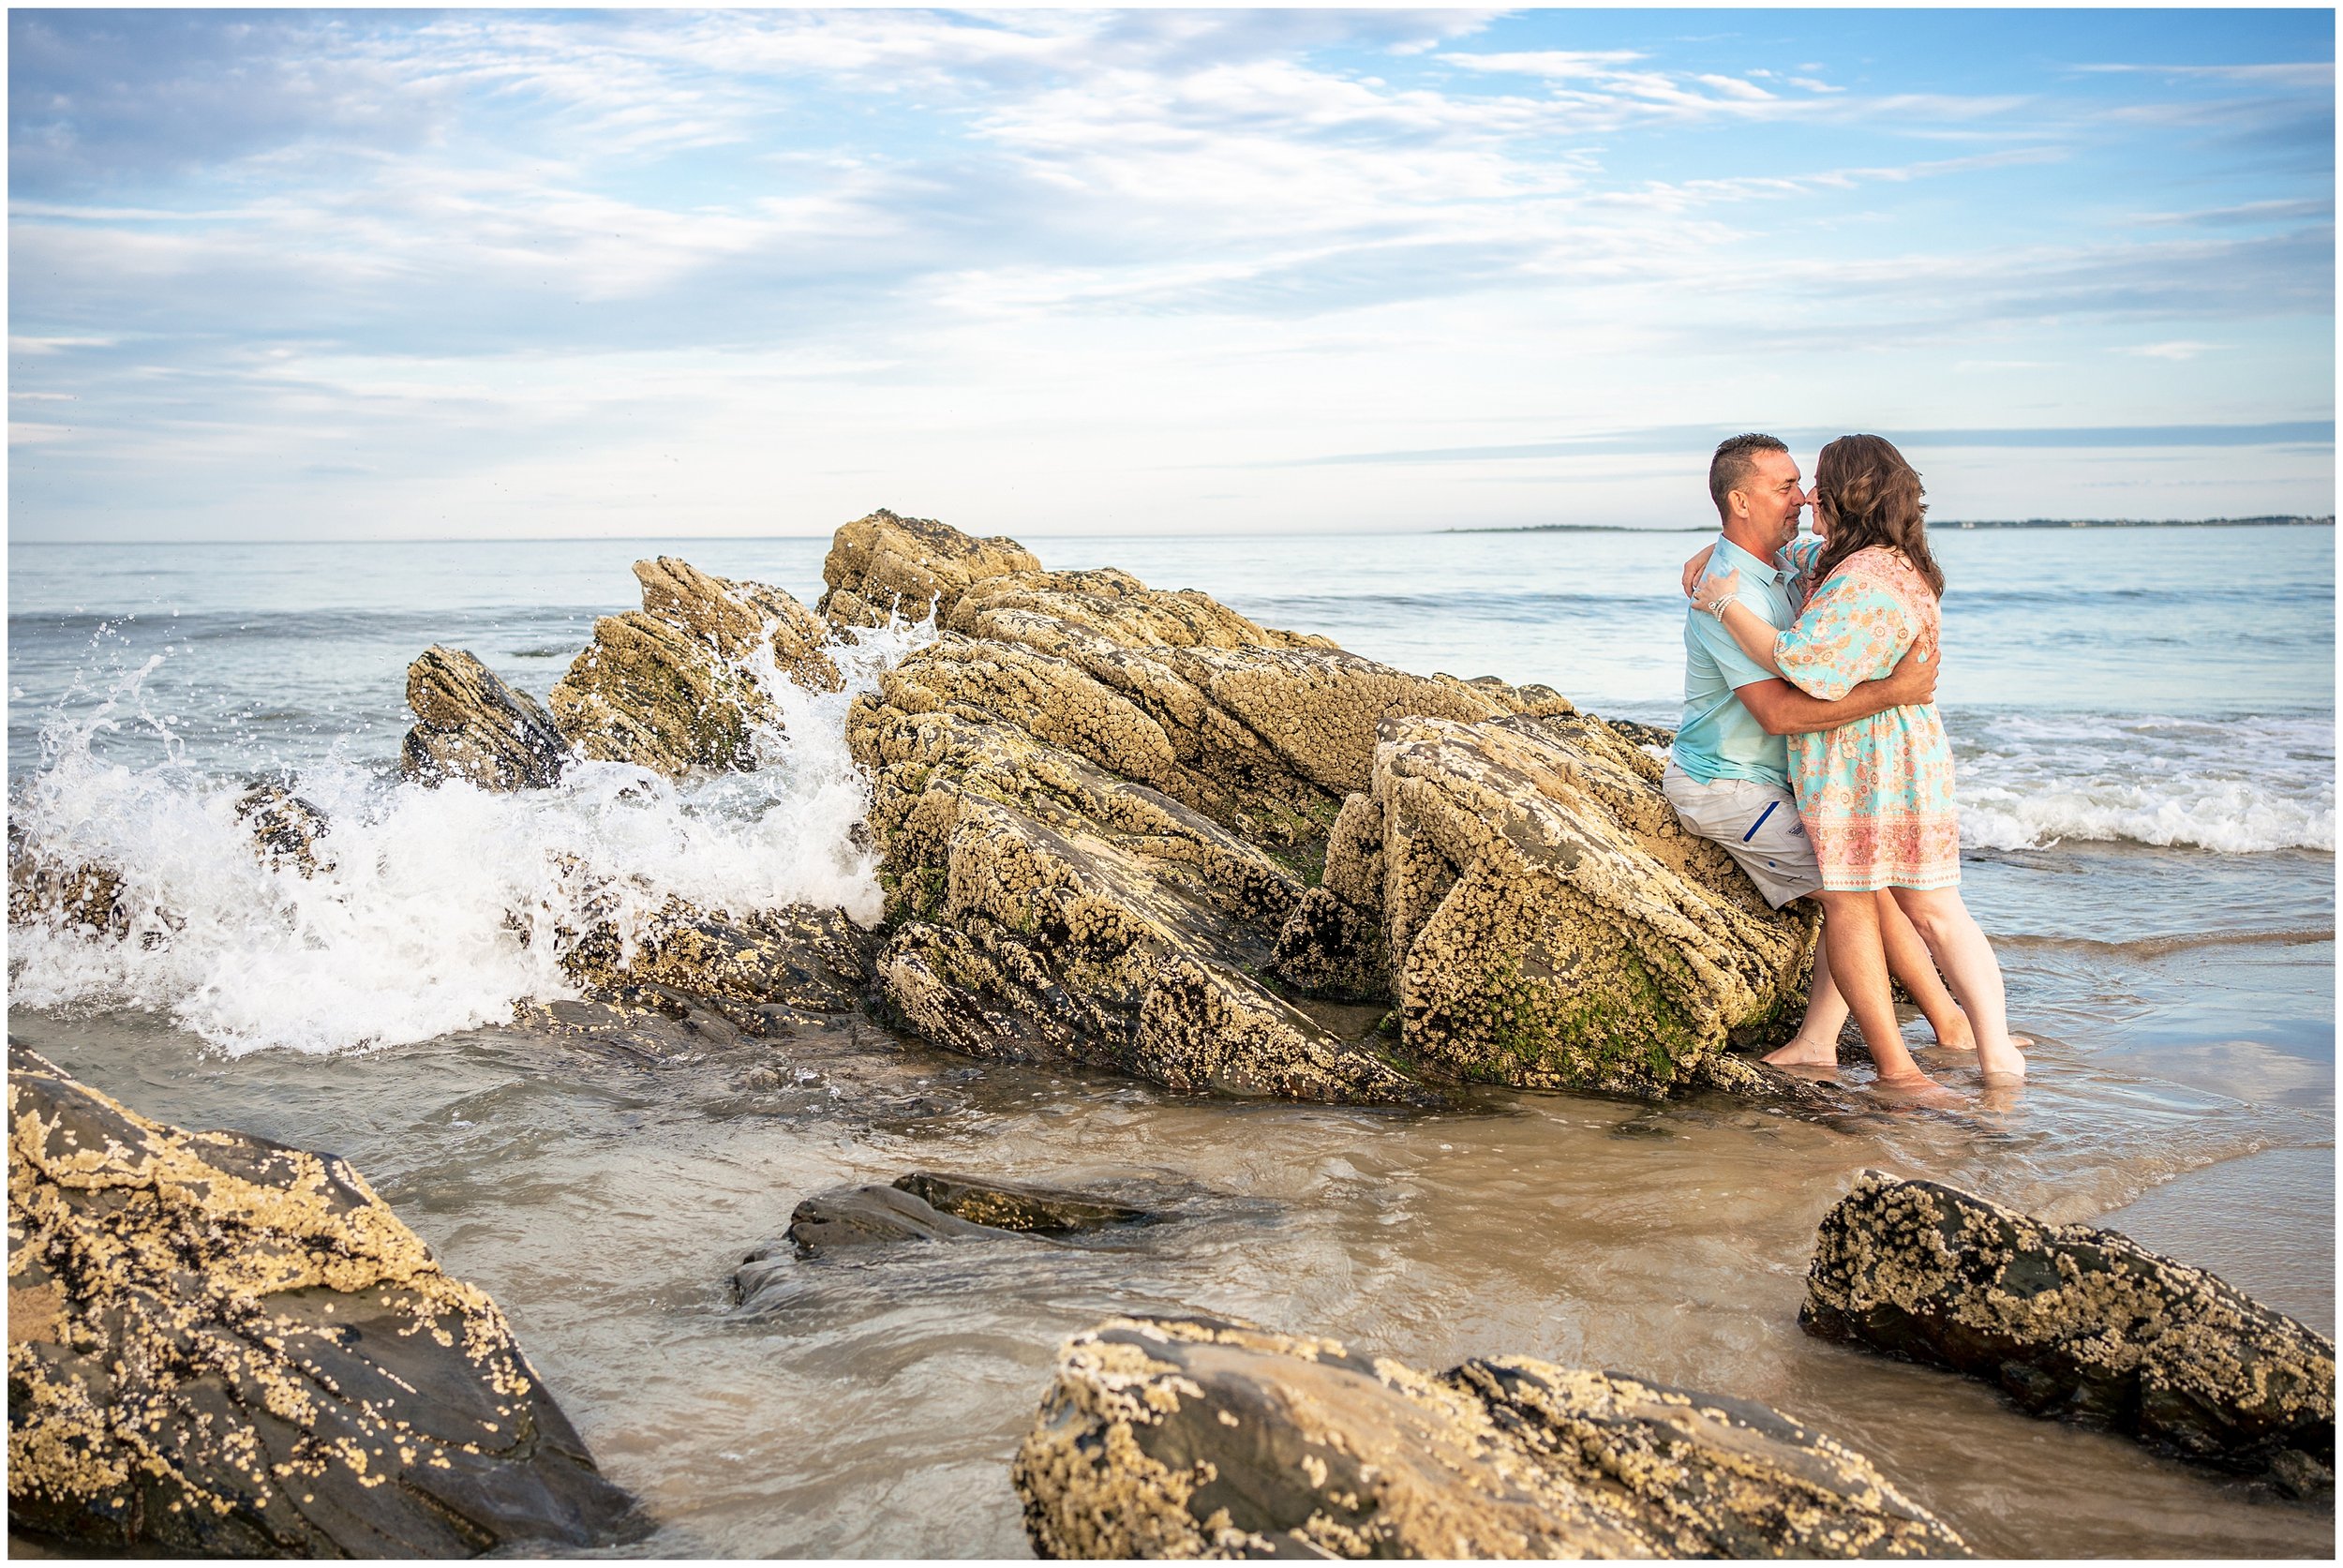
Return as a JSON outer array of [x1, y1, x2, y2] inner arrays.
[[1764, 1037, 1839, 1068]]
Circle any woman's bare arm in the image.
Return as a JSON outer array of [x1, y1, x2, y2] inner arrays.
[[1691, 568, 1786, 677]]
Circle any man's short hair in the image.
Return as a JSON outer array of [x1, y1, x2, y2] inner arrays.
[[1709, 433, 1788, 521]]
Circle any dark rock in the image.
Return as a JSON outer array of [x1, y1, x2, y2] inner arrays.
[[6, 1045, 640, 1557], [1011, 1311, 1968, 1559], [400, 645, 571, 791], [770, 1172, 1151, 1262], [1802, 1171, 2336, 1486], [779, 1183, 1010, 1256], [893, 1171, 1150, 1232]]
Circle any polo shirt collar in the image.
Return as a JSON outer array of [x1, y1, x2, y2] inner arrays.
[[1713, 534, 1786, 584]]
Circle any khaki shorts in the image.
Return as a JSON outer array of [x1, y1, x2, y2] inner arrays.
[[1662, 761, 1822, 909]]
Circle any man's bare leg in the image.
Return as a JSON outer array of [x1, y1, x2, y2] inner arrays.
[[1764, 909, 1848, 1068], [1890, 887, 2027, 1082], [1812, 889, 1938, 1088]]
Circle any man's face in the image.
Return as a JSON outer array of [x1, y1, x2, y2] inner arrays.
[[1735, 450, 1806, 553]]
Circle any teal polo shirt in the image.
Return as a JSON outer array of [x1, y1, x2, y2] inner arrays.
[[1669, 535, 1795, 787]]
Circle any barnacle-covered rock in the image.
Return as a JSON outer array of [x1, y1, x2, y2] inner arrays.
[[818, 508, 1042, 629], [6, 1046, 639, 1556], [549, 556, 840, 777], [399, 645, 572, 791], [1803, 1171, 2336, 1491], [511, 859, 877, 1052], [1357, 709, 1815, 1095], [1010, 1311, 1967, 1559]]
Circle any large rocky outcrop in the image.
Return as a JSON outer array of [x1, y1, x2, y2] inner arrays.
[[550, 556, 841, 777], [1803, 1172, 2336, 1494], [1011, 1312, 1967, 1559], [401, 646, 572, 790], [7, 1046, 639, 1556], [841, 523, 1816, 1102], [818, 508, 1043, 629]]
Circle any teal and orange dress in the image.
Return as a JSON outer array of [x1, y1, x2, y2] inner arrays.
[[1770, 540, 1962, 890]]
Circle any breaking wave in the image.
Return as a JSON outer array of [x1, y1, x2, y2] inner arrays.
[[1953, 712, 2335, 854], [7, 610, 931, 1057]]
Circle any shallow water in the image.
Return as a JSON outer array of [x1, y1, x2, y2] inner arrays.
[[7, 526, 2335, 1556], [9, 1005, 2329, 1559]]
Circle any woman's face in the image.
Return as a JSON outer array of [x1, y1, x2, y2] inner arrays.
[[1809, 484, 1832, 540]]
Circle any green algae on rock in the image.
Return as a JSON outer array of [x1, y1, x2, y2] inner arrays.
[[1011, 1311, 1969, 1559], [1360, 710, 1817, 1096], [1803, 1171, 2336, 1493], [7, 1045, 640, 1557]]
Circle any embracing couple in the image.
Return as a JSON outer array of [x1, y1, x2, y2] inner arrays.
[[1664, 432, 2026, 1094]]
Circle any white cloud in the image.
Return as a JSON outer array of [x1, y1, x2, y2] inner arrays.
[[2114, 340, 2225, 361]]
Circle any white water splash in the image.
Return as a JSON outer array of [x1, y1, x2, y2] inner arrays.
[[8, 611, 933, 1056], [1954, 711, 2335, 855]]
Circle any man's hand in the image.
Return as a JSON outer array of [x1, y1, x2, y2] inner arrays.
[[1876, 640, 1938, 709]]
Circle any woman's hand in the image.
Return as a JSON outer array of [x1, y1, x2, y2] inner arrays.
[[1692, 566, 1741, 617], [1680, 543, 1718, 597]]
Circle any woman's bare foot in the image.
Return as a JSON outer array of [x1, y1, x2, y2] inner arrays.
[[1928, 1016, 2033, 1053], [1977, 1038, 2028, 1081], [1764, 1036, 1840, 1068], [1873, 1068, 1962, 1108]]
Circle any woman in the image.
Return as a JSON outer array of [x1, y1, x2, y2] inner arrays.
[[1691, 435, 2026, 1086]]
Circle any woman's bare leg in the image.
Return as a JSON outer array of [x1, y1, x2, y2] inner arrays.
[[1876, 890, 1973, 1050], [1813, 889, 1936, 1087], [1889, 887, 2026, 1081]]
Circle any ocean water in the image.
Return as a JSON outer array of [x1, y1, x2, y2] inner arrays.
[[7, 524, 2335, 1558]]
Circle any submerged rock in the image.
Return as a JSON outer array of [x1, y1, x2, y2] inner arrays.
[[1011, 1312, 1967, 1559], [400, 645, 572, 790], [549, 556, 840, 778], [777, 1182, 1011, 1256], [6, 1045, 639, 1557], [772, 1171, 1151, 1260], [818, 507, 1043, 629], [893, 1171, 1151, 1232], [1803, 1171, 2336, 1492]]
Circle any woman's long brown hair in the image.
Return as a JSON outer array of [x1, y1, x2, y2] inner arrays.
[[1813, 434, 1945, 599]]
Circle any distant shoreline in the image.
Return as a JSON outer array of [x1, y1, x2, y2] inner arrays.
[[1448, 515, 2337, 534]]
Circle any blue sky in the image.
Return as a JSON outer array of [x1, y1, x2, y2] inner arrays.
[[8, 7, 2335, 540]]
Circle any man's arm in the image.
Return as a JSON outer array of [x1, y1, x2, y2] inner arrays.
[[1735, 643, 1936, 736]]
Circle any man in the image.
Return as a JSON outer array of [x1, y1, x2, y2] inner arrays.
[[1664, 432, 1972, 1069]]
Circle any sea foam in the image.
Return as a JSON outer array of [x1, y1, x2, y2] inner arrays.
[[1952, 712, 2334, 855], [8, 610, 931, 1056]]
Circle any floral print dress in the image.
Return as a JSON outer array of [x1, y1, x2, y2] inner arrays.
[[1769, 541, 1961, 890]]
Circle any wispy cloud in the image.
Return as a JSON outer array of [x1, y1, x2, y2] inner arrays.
[[7, 9, 2332, 538]]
